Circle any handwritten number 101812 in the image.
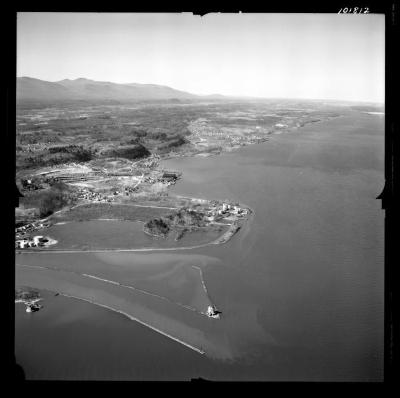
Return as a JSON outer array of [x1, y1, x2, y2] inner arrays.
[[338, 7, 370, 13]]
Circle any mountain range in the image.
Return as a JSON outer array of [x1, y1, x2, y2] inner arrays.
[[16, 77, 223, 105]]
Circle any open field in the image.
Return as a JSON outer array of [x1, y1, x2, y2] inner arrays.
[[51, 203, 174, 223]]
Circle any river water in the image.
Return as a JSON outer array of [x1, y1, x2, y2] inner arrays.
[[15, 110, 384, 380]]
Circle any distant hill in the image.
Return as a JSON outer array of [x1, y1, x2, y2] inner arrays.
[[17, 77, 205, 106], [17, 77, 72, 102]]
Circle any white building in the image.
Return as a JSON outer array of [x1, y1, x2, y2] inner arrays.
[[16, 239, 29, 248], [206, 305, 220, 319]]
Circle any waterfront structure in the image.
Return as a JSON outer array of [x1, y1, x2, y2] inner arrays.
[[206, 305, 221, 319]]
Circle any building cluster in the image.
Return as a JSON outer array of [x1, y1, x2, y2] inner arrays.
[[15, 221, 50, 239], [137, 154, 160, 169], [204, 202, 248, 222], [188, 118, 272, 153], [143, 176, 156, 184], [161, 171, 181, 185], [75, 178, 142, 202], [20, 178, 43, 191], [22, 143, 49, 153], [123, 186, 139, 195], [52, 173, 99, 184], [15, 235, 53, 249], [141, 170, 180, 187], [76, 188, 112, 202]]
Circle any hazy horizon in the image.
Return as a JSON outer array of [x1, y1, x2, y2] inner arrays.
[[17, 12, 385, 103], [16, 75, 384, 105]]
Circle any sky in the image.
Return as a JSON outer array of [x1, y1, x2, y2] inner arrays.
[[17, 12, 385, 103]]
